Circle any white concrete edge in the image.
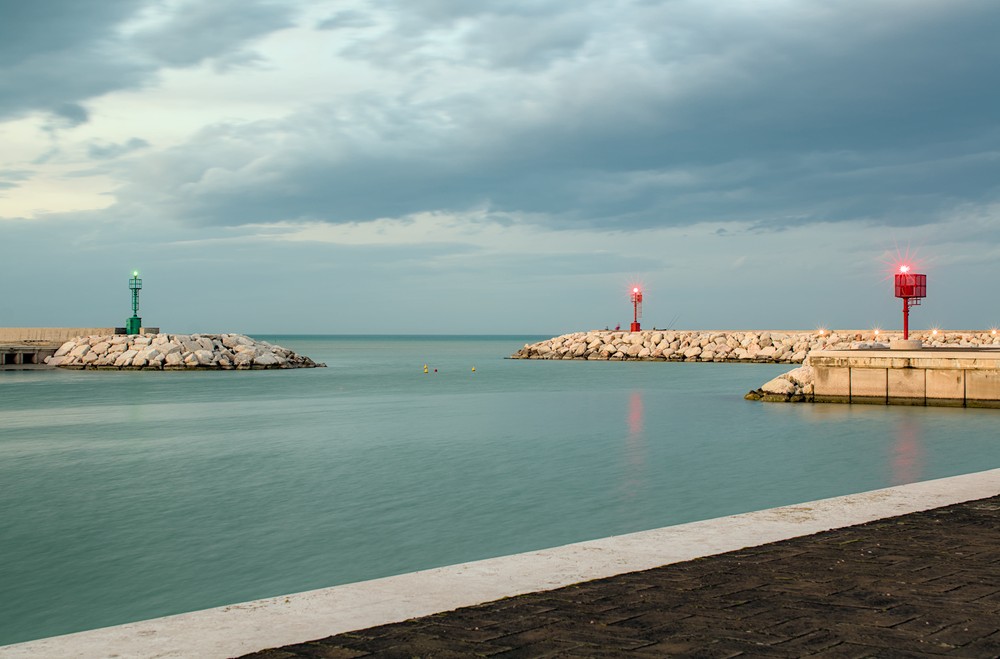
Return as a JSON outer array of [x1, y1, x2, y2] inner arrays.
[[4, 468, 999, 659]]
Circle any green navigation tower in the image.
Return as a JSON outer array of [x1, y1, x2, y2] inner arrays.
[[126, 271, 142, 335]]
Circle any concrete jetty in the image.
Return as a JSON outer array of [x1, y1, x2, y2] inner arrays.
[[811, 347, 1000, 407], [747, 347, 1000, 407]]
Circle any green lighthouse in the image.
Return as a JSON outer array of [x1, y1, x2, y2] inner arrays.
[[126, 270, 142, 335]]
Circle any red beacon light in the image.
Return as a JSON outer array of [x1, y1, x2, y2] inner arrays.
[[893, 265, 926, 340], [630, 286, 643, 332]]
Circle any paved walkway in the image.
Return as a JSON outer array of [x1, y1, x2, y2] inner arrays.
[[243, 495, 1000, 658]]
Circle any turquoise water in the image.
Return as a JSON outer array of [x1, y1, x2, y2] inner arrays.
[[2, 335, 999, 646]]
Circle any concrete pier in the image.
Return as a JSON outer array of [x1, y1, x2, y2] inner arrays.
[[811, 347, 1000, 407], [0, 345, 59, 369], [0, 329, 115, 370]]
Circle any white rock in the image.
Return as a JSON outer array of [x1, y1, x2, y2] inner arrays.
[[114, 350, 138, 367], [54, 342, 76, 357], [783, 365, 814, 386], [254, 352, 281, 366], [761, 376, 796, 395]]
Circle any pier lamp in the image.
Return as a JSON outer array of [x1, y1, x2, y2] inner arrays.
[[126, 270, 142, 335], [893, 265, 926, 340], [630, 286, 643, 332]]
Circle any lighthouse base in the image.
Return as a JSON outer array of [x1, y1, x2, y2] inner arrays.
[[630, 322, 641, 332]]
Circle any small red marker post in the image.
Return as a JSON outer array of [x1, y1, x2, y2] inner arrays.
[[630, 286, 643, 332], [894, 265, 926, 340]]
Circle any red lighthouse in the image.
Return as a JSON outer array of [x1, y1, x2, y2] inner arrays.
[[894, 265, 926, 340], [630, 287, 643, 332]]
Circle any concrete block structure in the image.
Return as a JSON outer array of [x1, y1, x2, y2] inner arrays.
[[812, 348, 1000, 407]]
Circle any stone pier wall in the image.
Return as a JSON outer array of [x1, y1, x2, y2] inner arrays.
[[0, 328, 115, 343]]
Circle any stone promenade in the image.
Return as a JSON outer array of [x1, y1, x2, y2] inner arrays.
[[244, 495, 1000, 658]]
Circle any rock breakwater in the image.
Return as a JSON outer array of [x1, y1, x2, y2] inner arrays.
[[45, 333, 324, 370], [511, 330, 1000, 363]]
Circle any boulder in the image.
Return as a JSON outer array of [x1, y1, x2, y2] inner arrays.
[[114, 350, 138, 367], [254, 352, 281, 366], [761, 376, 796, 395], [194, 349, 215, 365], [54, 342, 76, 357]]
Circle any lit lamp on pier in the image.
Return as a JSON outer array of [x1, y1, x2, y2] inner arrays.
[[893, 264, 926, 345], [630, 286, 643, 332], [126, 270, 142, 335]]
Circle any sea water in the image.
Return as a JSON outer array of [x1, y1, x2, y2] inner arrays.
[[2, 335, 999, 645]]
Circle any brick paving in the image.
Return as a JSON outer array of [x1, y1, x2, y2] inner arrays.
[[242, 495, 1000, 658]]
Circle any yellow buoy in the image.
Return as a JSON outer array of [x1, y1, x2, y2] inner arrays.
[[423, 364, 428, 373], [471, 366, 476, 372]]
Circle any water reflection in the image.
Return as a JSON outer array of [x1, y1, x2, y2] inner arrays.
[[891, 418, 924, 485], [628, 390, 644, 436], [621, 391, 646, 502]]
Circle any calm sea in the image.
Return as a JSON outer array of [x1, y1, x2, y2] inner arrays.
[[2, 335, 999, 645]]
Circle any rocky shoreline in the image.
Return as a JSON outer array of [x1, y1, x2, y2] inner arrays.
[[44, 333, 324, 370], [511, 330, 1000, 363]]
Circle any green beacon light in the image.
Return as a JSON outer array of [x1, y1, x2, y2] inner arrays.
[[126, 270, 143, 335]]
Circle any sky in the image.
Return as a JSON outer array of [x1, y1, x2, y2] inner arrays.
[[2, 0, 999, 335]]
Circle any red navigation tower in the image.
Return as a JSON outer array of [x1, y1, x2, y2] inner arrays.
[[630, 286, 643, 332], [894, 265, 926, 340]]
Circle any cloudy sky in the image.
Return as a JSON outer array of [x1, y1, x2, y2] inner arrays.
[[2, 0, 998, 334]]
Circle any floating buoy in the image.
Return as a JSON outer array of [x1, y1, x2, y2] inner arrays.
[[471, 366, 476, 372], [423, 364, 428, 374]]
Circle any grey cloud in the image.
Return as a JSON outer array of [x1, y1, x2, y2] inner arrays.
[[134, 0, 295, 67], [87, 138, 151, 160], [342, 0, 600, 70], [0, 169, 32, 181], [0, 0, 297, 122], [0, 0, 148, 122], [0, 168, 32, 192], [51, 103, 90, 127], [316, 10, 376, 30], [93, 1, 1000, 232]]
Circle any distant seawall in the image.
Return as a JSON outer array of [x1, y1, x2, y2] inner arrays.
[[0, 327, 115, 344], [511, 330, 1000, 363]]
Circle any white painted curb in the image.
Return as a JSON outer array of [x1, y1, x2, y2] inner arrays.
[[3, 468, 999, 659]]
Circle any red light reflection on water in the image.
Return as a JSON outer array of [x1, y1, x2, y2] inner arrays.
[[628, 391, 644, 436], [891, 420, 924, 485], [621, 391, 647, 501]]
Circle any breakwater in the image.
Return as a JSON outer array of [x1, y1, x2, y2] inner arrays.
[[511, 330, 1000, 363], [44, 333, 324, 370]]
